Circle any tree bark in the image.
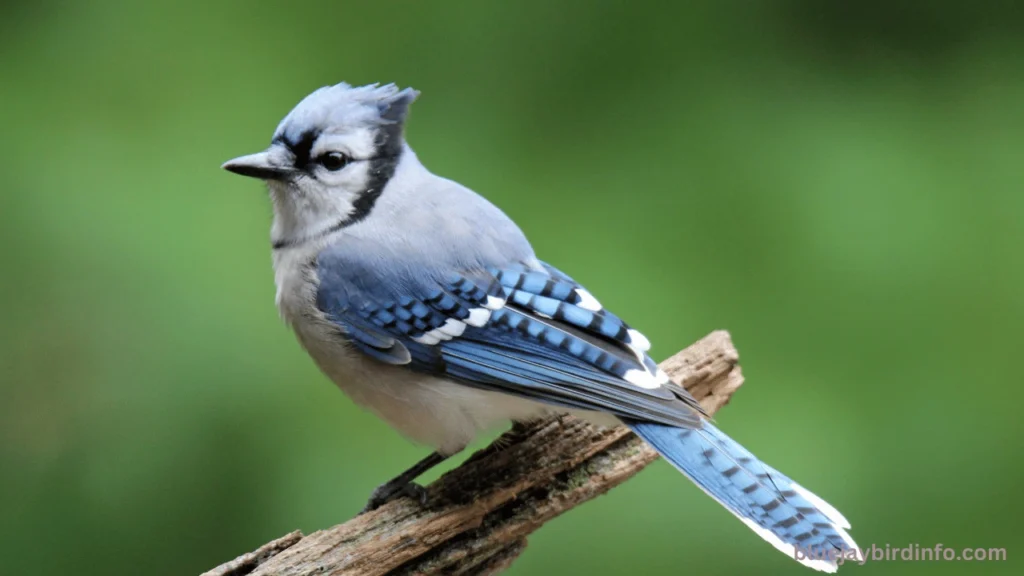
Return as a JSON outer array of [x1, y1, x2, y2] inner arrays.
[[201, 330, 743, 576]]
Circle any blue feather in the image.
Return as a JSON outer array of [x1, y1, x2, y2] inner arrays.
[[629, 420, 856, 570], [315, 253, 703, 427]]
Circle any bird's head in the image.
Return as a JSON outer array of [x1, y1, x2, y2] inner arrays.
[[223, 82, 419, 248]]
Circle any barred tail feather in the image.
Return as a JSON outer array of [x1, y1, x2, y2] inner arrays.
[[628, 421, 857, 572]]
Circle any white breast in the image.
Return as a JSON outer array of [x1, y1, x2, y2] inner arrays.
[[271, 239, 567, 455]]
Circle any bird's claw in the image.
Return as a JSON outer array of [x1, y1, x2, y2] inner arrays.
[[360, 481, 428, 514]]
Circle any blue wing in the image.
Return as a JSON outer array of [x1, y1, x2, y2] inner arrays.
[[315, 249, 859, 566], [315, 253, 704, 428]]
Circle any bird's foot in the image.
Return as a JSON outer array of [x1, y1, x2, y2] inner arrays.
[[361, 480, 428, 514]]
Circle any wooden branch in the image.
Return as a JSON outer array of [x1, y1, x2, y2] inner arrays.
[[201, 331, 743, 576]]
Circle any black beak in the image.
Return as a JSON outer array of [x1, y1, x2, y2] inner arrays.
[[222, 151, 291, 180]]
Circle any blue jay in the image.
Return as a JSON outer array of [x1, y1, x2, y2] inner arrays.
[[223, 83, 857, 571]]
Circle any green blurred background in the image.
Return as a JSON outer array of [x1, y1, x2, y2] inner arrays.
[[2, 1, 1021, 574]]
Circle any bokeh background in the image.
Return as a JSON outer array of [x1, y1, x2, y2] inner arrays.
[[2, 1, 1022, 575]]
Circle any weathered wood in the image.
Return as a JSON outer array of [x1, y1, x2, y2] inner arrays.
[[201, 330, 743, 576]]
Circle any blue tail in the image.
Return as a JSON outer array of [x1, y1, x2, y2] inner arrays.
[[629, 421, 857, 572]]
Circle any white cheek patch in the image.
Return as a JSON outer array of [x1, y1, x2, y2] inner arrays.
[[269, 169, 366, 243], [337, 161, 370, 187], [314, 162, 371, 208]]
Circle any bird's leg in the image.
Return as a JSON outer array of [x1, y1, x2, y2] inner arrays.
[[361, 451, 450, 513]]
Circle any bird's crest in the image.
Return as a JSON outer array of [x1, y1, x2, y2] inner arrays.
[[274, 82, 420, 141]]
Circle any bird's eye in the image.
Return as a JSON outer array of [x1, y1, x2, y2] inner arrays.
[[318, 151, 350, 171]]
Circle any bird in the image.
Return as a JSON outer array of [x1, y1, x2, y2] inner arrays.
[[222, 82, 857, 571]]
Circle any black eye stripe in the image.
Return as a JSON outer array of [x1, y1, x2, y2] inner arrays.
[[272, 128, 318, 167], [271, 129, 361, 173]]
